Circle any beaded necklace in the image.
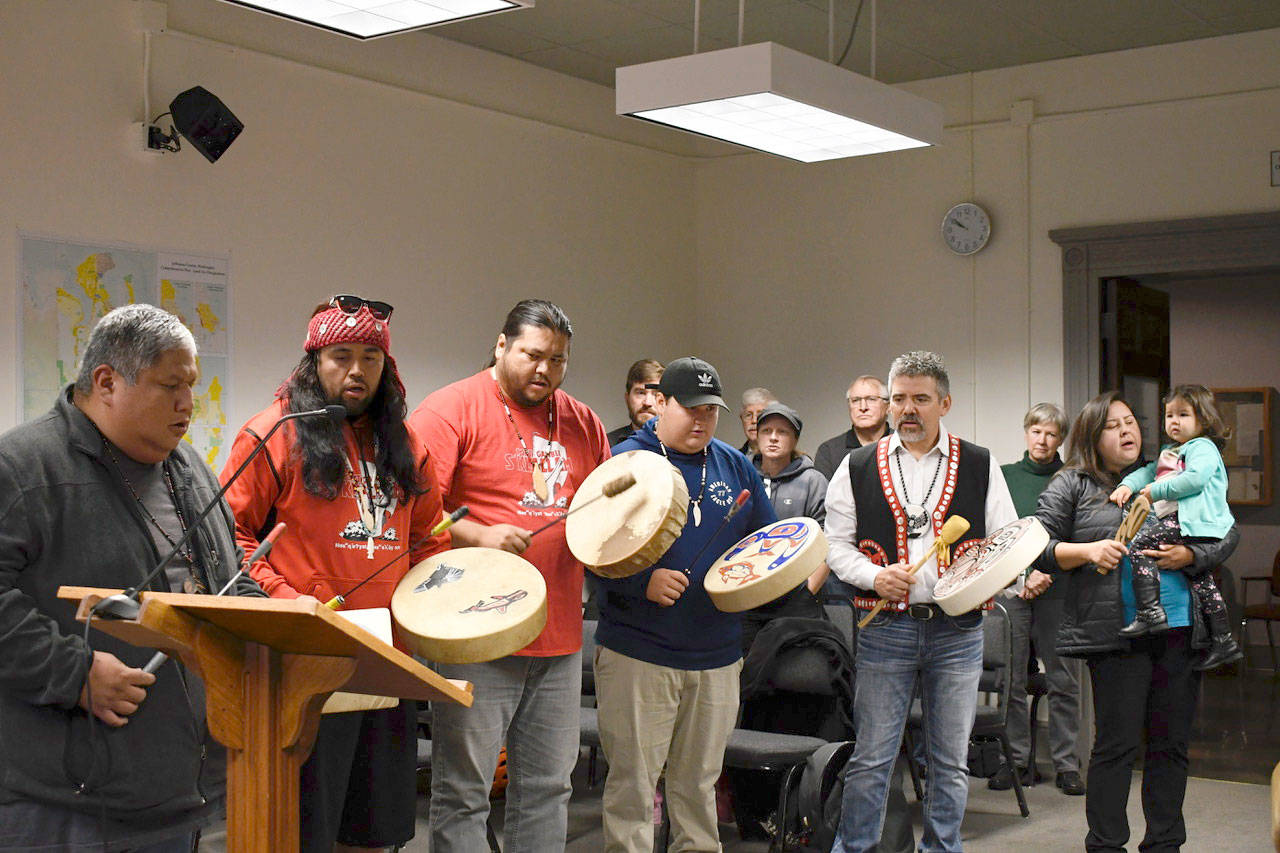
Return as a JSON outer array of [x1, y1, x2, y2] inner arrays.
[[100, 438, 207, 593], [496, 386, 555, 503]]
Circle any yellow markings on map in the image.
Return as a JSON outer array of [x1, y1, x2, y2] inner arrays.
[[77, 254, 113, 318], [196, 302, 221, 336], [159, 279, 191, 327]]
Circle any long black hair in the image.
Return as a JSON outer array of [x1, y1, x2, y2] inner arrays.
[[279, 353, 425, 501]]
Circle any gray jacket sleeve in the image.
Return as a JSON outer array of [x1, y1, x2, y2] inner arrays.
[[0, 456, 91, 709], [805, 470, 827, 526]]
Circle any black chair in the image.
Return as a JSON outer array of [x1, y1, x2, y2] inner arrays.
[[903, 602, 1029, 817], [580, 619, 604, 787], [820, 592, 858, 659], [972, 601, 1030, 817], [727, 617, 855, 852], [1242, 550, 1280, 672]]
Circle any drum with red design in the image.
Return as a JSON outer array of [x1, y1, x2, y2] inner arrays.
[[391, 547, 547, 663], [703, 517, 828, 612], [933, 516, 1049, 616]]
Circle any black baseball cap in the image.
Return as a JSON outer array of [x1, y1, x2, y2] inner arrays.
[[648, 356, 729, 411], [757, 403, 803, 436]]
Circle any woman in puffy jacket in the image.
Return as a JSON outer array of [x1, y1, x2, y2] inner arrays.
[[1033, 390, 1238, 852]]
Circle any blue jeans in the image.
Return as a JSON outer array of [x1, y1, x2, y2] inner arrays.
[[835, 609, 983, 853], [429, 652, 582, 853]]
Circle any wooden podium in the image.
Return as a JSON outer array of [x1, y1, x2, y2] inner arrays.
[[59, 587, 473, 853]]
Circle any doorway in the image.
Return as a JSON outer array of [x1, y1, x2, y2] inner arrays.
[[1049, 211, 1280, 785]]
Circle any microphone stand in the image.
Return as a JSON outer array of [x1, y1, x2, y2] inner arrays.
[[92, 404, 347, 621]]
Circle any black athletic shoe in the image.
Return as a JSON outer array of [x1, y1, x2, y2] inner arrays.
[[1056, 770, 1085, 796]]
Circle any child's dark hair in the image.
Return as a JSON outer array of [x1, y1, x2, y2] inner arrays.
[[1165, 384, 1230, 450]]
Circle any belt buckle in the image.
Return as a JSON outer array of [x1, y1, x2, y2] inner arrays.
[[907, 604, 935, 621]]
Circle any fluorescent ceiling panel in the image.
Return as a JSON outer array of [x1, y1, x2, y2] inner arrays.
[[219, 0, 531, 39], [617, 42, 943, 163]]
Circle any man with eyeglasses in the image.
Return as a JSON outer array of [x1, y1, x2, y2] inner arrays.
[[221, 294, 451, 852], [814, 376, 893, 481], [738, 387, 777, 456]]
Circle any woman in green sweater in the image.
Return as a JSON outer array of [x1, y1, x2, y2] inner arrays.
[[991, 403, 1087, 796]]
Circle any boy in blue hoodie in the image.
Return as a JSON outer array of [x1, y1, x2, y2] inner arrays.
[[594, 356, 775, 853]]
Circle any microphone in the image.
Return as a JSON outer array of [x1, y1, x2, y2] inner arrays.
[[141, 522, 287, 674], [92, 405, 345, 621], [680, 489, 752, 577]]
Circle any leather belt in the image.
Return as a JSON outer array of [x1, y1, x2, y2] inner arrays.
[[904, 603, 945, 621]]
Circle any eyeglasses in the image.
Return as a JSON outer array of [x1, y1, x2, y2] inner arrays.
[[329, 294, 394, 322], [848, 396, 888, 406]]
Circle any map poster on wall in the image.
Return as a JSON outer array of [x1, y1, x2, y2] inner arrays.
[[19, 234, 233, 473]]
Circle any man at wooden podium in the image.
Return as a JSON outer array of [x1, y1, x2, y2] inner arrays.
[[0, 304, 264, 851], [221, 296, 450, 852]]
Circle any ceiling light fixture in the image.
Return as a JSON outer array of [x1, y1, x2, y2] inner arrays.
[[616, 41, 942, 163], [218, 0, 533, 40]]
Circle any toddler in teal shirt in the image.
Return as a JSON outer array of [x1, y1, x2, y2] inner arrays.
[[1110, 384, 1241, 670]]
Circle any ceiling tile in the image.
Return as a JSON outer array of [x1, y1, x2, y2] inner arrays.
[[495, 0, 670, 46], [437, 18, 558, 55], [994, 0, 1204, 50], [574, 23, 732, 66], [1051, 19, 1218, 54], [610, 0, 757, 26], [1200, 9, 1280, 32], [1171, 0, 1280, 20], [517, 45, 619, 86]]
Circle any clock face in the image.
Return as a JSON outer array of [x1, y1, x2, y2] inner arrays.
[[942, 202, 991, 255]]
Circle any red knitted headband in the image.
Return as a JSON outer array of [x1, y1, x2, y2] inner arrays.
[[302, 305, 404, 398]]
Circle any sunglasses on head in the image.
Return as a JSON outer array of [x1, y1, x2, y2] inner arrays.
[[329, 294, 394, 322]]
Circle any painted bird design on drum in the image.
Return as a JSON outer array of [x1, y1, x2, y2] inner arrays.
[[416, 564, 464, 593], [459, 590, 528, 615]]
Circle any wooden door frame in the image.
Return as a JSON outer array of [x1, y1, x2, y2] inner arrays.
[[1049, 211, 1280, 417]]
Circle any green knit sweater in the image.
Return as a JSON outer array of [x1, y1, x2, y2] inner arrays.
[[1000, 451, 1064, 518]]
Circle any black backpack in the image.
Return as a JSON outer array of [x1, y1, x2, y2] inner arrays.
[[793, 740, 855, 853]]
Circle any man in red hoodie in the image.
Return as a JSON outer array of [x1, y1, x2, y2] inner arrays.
[[221, 294, 449, 853]]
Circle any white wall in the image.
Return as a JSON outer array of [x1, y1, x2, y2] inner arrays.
[[3, 1, 1279, 482], [694, 29, 1280, 464], [0, 0, 697, 435]]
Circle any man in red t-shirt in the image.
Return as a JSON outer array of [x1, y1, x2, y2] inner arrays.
[[222, 295, 450, 853], [409, 298, 610, 851]]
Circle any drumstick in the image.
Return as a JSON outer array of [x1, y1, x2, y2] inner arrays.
[[527, 474, 637, 538], [324, 506, 469, 610], [680, 489, 752, 577], [857, 516, 971, 629], [1098, 494, 1151, 575]]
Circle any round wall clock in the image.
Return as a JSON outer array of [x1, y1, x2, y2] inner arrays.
[[941, 202, 991, 255]]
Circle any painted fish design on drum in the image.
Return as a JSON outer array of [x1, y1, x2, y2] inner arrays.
[[459, 590, 528, 615], [415, 564, 464, 593]]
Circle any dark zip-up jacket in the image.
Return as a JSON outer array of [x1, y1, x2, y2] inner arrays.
[[1032, 467, 1238, 658], [0, 389, 263, 821]]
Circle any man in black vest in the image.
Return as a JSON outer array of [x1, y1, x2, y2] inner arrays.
[[824, 351, 1016, 853]]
